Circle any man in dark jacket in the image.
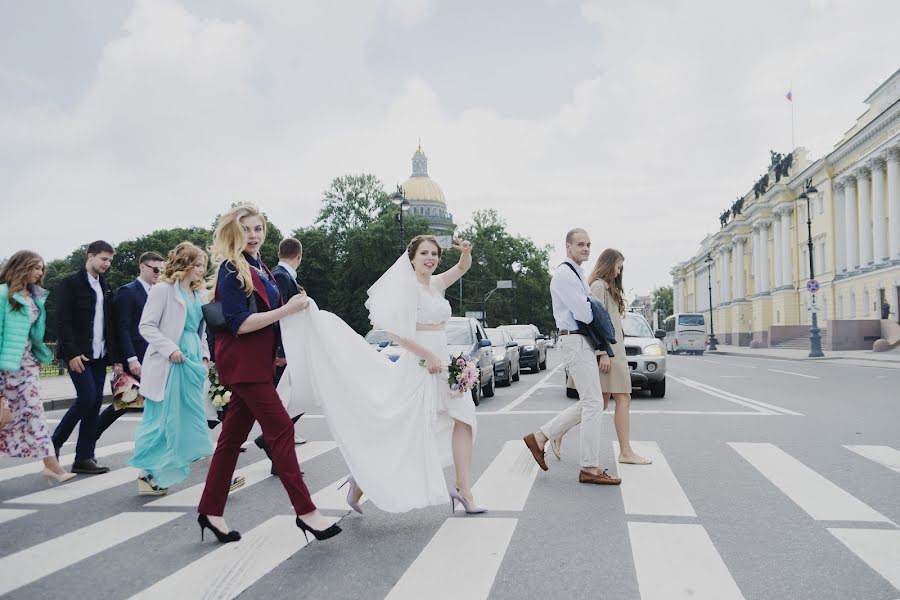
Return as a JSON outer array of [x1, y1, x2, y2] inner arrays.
[[51, 241, 121, 474], [95, 251, 164, 441], [255, 238, 307, 474]]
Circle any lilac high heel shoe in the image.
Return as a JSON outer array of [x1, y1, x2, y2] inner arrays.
[[338, 476, 363, 514], [449, 488, 487, 514]]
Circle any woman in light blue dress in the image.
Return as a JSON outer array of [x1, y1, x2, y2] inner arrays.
[[129, 242, 214, 495]]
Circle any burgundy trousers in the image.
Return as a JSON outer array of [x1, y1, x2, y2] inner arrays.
[[198, 381, 316, 517]]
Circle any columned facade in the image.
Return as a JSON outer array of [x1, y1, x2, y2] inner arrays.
[[671, 68, 900, 350]]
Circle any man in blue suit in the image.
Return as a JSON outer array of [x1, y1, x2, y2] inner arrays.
[[95, 251, 164, 441]]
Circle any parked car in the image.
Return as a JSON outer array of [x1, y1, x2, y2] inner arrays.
[[565, 313, 667, 398], [499, 324, 548, 372], [364, 328, 401, 361], [485, 327, 520, 386], [446, 317, 495, 405]]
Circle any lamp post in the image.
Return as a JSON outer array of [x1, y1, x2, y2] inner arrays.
[[477, 256, 488, 324], [390, 185, 410, 255], [798, 179, 824, 357], [705, 252, 718, 351]]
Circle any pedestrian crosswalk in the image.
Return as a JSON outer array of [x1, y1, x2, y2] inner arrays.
[[0, 436, 897, 599]]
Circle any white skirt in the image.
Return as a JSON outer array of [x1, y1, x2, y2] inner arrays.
[[278, 301, 476, 513]]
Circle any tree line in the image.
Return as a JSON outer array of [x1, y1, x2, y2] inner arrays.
[[33, 174, 555, 342]]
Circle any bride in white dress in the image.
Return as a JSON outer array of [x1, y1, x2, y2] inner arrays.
[[278, 235, 485, 514]]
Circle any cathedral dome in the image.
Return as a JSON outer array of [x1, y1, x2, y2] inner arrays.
[[401, 146, 446, 206]]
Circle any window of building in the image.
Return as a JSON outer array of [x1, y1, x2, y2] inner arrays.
[[837, 295, 844, 319], [850, 292, 857, 318], [862, 290, 870, 316], [818, 196, 824, 214]]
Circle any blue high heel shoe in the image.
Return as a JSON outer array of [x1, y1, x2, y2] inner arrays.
[[449, 488, 487, 514], [338, 476, 364, 514]]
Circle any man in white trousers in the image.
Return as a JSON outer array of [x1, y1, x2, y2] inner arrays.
[[523, 228, 622, 485]]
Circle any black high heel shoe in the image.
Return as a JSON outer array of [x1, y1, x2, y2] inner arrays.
[[295, 516, 342, 542], [198, 514, 241, 544]]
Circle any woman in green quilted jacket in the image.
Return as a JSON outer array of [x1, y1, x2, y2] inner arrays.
[[0, 251, 76, 484]]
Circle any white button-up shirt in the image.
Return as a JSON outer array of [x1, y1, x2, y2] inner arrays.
[[550, 258, 594, 331], [86, 272, 106, 359], [276, 261, 298, 280]]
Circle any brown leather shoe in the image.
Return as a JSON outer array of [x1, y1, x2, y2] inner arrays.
[[523, 433, 548, 471], [579, 469, 622, 485]]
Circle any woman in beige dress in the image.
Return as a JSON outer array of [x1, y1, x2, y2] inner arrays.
[[551, 248, 650, 465]]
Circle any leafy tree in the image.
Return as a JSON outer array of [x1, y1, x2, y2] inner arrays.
[[316, 174, 392, 257], [652, 285, 674, 320]]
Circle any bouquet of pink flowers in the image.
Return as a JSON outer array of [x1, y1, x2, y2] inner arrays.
[[420, 352, 480, 399]]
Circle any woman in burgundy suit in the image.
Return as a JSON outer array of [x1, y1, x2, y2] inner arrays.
[[196, 204, 340, 544]]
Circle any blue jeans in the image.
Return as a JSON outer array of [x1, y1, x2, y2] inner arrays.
[[52, 361, 107, 461]]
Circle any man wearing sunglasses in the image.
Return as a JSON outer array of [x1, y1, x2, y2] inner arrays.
[[96, 251, 164, 441]]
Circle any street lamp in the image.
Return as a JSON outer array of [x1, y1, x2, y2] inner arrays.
[[797, 179, 824, 357], [705, 252, 718, 351], [477, 256, 488, 324], [390, 185, 410, 255]]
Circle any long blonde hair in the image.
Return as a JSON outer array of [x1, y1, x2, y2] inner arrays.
[[209, 204, 267, 297], [161, 242, 208, 292], [0, 250, 44, 311], [587, 248, 626, 315]]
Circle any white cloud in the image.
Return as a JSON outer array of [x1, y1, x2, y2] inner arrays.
[[1, 0, 899, 298]]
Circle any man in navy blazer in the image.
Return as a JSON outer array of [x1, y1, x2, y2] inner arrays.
[[95, 251, 164, 441], [255, 238, 306, 473]]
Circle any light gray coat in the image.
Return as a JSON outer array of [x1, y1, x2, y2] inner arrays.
[[138, 281, 210, 403]]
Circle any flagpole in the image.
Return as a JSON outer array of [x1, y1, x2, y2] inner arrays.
[[790, 80, 795, 150]]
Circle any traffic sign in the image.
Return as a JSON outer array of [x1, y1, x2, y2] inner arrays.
[[806, 279, 820, 293]]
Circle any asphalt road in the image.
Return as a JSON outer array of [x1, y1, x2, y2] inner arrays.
[[1, 349, 898, 599]]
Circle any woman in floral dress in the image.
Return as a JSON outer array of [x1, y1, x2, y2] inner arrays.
[[0, 251, 76, 484]]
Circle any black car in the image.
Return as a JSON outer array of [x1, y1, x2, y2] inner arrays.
[[499, 324, 548, 372]]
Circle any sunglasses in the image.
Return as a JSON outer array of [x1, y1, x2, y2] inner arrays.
[[144, 265, 162, 274]]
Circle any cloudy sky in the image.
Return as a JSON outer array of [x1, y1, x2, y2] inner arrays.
[[2, 0, 899, 296]]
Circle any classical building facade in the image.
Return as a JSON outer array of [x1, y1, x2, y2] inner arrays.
[[671, 69, 900, 349], [401, 145, 454, 234]]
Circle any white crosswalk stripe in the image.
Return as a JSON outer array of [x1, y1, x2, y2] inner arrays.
[[614, 441, 696, 517], [386, 518, 518, 600], [844, 445, 900, 475], [729, 442, 891, 523], [0, 508, 36, 525], [0, 441, 135, 483], [0, 512, 183, 596], [455, 440, 538, 512], [4, 466, 141, 505], [828, 528, 900, 592]]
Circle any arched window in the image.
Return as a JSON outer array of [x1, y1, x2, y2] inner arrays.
[[849, 292, 856, 318], [862, 290, 870, 316], [837, 295, 844, 319]]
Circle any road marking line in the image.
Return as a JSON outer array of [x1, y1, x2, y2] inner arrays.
[[615, 442, 695, 517], [129, 514, 339, 600], [670, 376, 803, 416], [720, 375, 750, 378], [498, 365, 562, 413], [0, 511, 183, 596], [456, 441, 538, 512], [386, 518, 518, 600], [628, 522, 745, 600], [725, 363, 757, 368], [5, 466, 140, 505], [729, 443, 891, 523], [767, 368, 819, 379], [0, 508, 36, 525], [0, 441, 134, 484], [828, 528, 900, 591], [311, 476, 367, 511], [147, 441, 337, 507], [844, 445, 900, 475], [477, 409, 773, 416]]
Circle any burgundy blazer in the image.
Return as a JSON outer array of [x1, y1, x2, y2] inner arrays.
[[214, 264, 282, 386]]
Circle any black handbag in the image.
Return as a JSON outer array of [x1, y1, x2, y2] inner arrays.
[[202, 293, 258, 334]]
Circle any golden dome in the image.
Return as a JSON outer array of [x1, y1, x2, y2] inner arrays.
[[402, 176, 446, 205]]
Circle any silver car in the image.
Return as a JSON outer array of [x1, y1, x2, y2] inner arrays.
[[485, 327, 521, 386], [446, 317, 496, 405], [565, 313, 667, 398]]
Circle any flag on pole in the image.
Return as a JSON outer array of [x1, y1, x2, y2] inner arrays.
[[785, 90, 792, 102]]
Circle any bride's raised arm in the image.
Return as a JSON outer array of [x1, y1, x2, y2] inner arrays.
[[435, 238, 472, 290]]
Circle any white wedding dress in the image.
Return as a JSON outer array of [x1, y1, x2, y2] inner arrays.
[[277, 262, 476, 513]]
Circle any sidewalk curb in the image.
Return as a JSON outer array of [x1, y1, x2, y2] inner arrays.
[[42, 395, 114, 413], [711, 350, 900, 367]]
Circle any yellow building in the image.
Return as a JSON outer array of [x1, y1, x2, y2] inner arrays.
[[672, 69, 900, 349]]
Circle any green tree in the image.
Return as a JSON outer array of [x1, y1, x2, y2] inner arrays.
[[444, 209, 554, 333], [316, 174, 391, 256], [652, 285, 674, 320]]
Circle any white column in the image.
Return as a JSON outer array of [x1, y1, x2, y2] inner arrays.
[[871, 157, 888, 264], [759, 220, 770, 293], [888, 148, 900, 262], [833, 179, 846, 274], [772, 210, 783, 289], [721, 247, 732, 302], [856, 167, 873, 267], [844, 175, 859, 271], [780, 206, 794, 287], [751, 225, 760, 294], [733, 236, 746, 300]]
